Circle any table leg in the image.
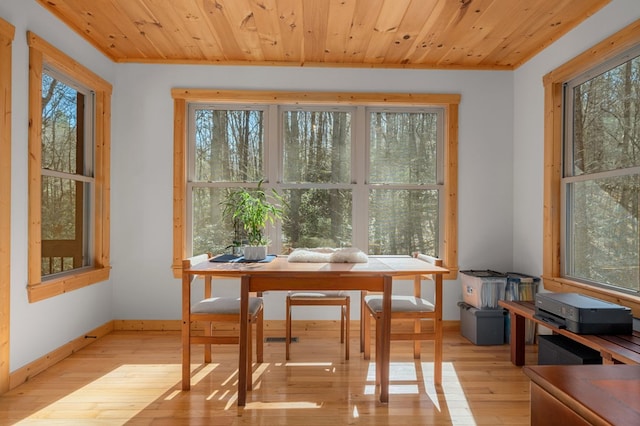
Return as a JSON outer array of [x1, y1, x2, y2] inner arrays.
[[238, 275, 250, 406], [379, 275, 392, 403], [510, 311, 526, 366], [434, 277, 443, 385], [360, 291, 365, 353], [181, 270, 191, 390]]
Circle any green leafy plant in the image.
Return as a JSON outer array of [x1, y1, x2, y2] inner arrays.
[[223, 181, 284, 247]]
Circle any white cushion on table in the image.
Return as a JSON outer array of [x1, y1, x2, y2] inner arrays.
[[287, 247, 368, 263]]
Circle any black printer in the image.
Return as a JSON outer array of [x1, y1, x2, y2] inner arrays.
[[534, 292, 632, 334]]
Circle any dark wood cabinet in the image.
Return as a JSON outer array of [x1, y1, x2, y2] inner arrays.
[[524, 365, 640, 425]]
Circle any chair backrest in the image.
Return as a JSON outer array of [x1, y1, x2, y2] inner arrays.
[[182, 253, 212, 297], [413, 252, 442, 266], [411, 252, 443, 300], [183, 253, 210, 269], [413, 252, 443, 279]]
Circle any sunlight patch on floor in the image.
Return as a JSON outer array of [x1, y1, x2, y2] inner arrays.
[[284, 362, 334, 367], [434, 363, 476, 426], [23, 364, 182, 424], [191, 363, 219, 386], [244, 401, 323, 410], [362, 361, 477, 425]]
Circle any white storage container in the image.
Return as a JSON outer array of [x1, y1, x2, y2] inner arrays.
[[460, 270, 507, 309]]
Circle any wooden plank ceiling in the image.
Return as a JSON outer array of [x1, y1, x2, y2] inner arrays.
[[35, 0, 610, 70]]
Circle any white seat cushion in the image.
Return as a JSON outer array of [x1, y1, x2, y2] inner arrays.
[[288, 291, 348, 300], [365, 295, 435, 313], [192, 297, 263, 315]]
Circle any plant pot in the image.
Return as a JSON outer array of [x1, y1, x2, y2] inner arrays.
[[243, 245, 267, 261]]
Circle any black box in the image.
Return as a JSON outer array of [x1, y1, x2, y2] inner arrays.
[[459, 302, 505, 345], [538, 334, 602, 365]]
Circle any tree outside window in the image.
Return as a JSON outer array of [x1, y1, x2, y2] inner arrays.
[[187, 103, 445, 258]]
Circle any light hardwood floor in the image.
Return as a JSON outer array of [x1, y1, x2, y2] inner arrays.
[[0, 327, 538, 425]]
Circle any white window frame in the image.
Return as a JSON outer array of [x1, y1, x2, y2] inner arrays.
[[185, 104, 445, 256], [561, 44, 640, 295], [40, 67, 96, 277]]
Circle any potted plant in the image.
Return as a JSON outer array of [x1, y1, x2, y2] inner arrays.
[[223, 181, 284, 260]]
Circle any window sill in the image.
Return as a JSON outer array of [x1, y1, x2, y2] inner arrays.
[[28, 266, 111, 303]]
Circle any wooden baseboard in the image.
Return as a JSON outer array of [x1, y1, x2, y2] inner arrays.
[[9, 321, 114, 390], [113, 319, 460, 333], [9, 318, 461, 391]]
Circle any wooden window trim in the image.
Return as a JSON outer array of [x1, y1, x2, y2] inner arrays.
[[171, 90, 460, 280], [0, 16, 15, 395], [27, 32, 112, 302], [542, 20, 640, 316]]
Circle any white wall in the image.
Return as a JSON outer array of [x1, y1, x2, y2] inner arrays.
[[109, 65, 515, 324], [5, 0, 637, 373], [1, 0, 116, 371], [512, 0, 640, 277]]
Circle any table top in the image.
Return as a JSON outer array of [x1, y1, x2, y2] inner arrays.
[[524, 364, 640, 425], [185, 254, 449, 277]]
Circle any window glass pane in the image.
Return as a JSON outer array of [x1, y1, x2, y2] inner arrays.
[[370, 111, 438, 184], [369, 189, 438, 255], [192, 187, 237, 255], [282, 188, 352, 250], [282, 110, 351, 183], [41, 176, 88, 275], [194, 109, 264, 182], [42, 73, 82, 174], [567, 176, 639, 292], [41, 71, 91, 278], [186, 100, 450, 259], [571, 54, 640, 176]]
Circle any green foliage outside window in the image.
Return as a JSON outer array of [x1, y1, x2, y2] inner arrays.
[[189, 105, 443, 257]]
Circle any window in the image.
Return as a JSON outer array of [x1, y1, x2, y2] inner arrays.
[[543, 21, 640, 314], [173, 90, 459, 279], [27, 32, 112, 302], [564, 47, 640, 294], [40, 70, 94, 276], [368, 109, 442, 255], [0, 16, 14, 394]]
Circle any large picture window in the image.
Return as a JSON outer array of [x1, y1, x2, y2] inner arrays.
[[173, 91, 459, 278], [27, 32, 112, 302], [543, 21, 640, 314], [563, 46, 640, 295]]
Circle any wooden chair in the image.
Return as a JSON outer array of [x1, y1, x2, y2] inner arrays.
[[286, 291, 350, 360], [362, 253, 443, 385], [181, 253, 264, 391]]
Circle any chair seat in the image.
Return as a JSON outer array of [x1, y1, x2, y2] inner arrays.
[[192, 297, 263, 315], [364, 295, 435, 313], [288, 291, 347, 300], [286, 290, 350, 360]]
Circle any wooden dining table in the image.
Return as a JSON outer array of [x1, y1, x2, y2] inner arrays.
[[183, 254, 449, 406]]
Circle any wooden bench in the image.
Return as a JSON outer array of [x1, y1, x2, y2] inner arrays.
[[499, 300, 640, 366]]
